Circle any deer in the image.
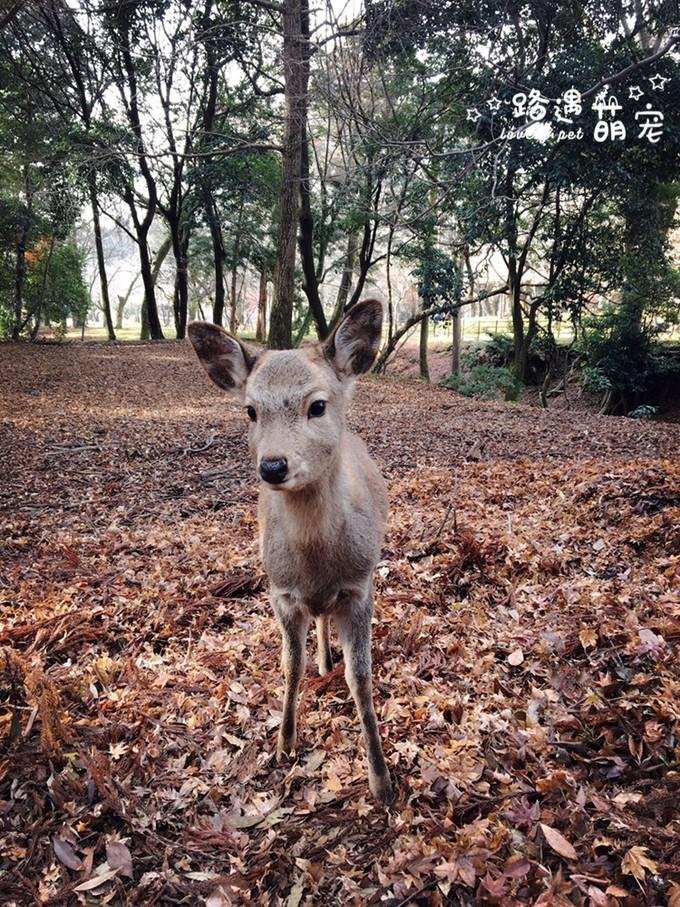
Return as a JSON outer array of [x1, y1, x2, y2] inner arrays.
[[187, 299, 393, 804]]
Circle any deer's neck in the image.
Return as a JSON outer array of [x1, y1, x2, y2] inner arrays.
[[273, 454, 344, 545]]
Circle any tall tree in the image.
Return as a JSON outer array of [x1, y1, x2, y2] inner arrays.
[[102, 1, 164, 339], [269, 0, 307, 348]]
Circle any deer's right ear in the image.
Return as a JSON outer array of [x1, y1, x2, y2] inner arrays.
[[188, 322, 256, 394]]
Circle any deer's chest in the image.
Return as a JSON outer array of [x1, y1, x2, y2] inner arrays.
[[261, 520, 376, 613]]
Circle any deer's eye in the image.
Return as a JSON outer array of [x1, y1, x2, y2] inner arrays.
[[308, 400, 326, 418], [246, 406, 257, 422]]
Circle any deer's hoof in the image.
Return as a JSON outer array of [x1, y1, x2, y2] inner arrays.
[[369, 772, 394, 806], [276, 735, 296, 762]]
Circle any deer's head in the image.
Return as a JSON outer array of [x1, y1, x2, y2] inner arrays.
[[188, 299, 383, 492]]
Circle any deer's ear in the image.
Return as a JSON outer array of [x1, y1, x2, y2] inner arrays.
[[188, 322, 256, 393], [323, 298, 383, 377]]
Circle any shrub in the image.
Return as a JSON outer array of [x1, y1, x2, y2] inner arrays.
[[579, 306, 679, 411], [443, 364, 522, 401], [581, 365, 612, 395], [485, 332, 514, 366]]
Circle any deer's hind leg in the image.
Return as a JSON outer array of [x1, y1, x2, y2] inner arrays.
[[316, 615, 333, 676]]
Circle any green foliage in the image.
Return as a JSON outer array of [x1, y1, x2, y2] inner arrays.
[[581, 365, 612, 395], [443, 364, 521, 402], [0, 241, 89, 338], [579, 306, 679, 406], [412, 249, 462, 310], [485, 333, 514, 366], [39, 243, 90, 327], [190, 147, 281, 272]]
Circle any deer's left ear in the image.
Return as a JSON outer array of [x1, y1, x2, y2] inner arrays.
[[188, 322, 257, 394], [323, 298, 383, 377]]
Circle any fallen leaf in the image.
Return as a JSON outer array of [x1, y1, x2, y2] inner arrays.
[[206, 888, 231, 907], [508, 649, 524, 666], [52, 837, 81, 870], [224, 814, 262, 829], [285, 879, 305, 907], [587, 884, 609, 906], [106, 841, 133, 879], [108, 741, 129, 760], [304, 750, 325, 772], [621, 845, 657, 880], [73, 868, 119, 891], [540, 823, 577, 861], [579, 627, 597, 648], [637, 628, 666, 658]]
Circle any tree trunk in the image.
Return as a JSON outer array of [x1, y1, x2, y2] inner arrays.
[[451, 309, 462, 375], [229, 262, 239, 334], [12, 219, 29, 341], [229, 205, 244, 334], [138, 236, 163, 339], [256, 268, 268, 341], [516, 301, 539, 384], [139, 234, 171, 340], [116, 272, 140, 329], [140, 297, 150, 339], [298, 131, 329, 339], [169, 219, 189, 339], [419, 300, 430, 381], [89, 175, 115, 340], [269, 0, 306, 349], [204, 189, 226, 326], [345, 221, 376, 313], [118, 15, 162, 340], [331, 230, 358, 327], [12, 165, 32, 340], [345, 168, 383, 313], [30, 235, 56, 340], [510, 270, 526, 382]]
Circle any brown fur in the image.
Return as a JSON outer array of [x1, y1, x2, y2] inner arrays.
[[188, 299, 392, 803]]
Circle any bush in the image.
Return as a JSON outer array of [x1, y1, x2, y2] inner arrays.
[[581, 365, 612, 395], [0, 240, 89, 338], [485, 332, 514, 366], [579, 306, 679, 411], [443, 364, 522, 401]]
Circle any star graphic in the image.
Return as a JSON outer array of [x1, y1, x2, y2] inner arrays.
[[466, 107, 481, 122], [487, 96, 502, 112], [628, 84, 644, 100], [649, 73, 668, 91]]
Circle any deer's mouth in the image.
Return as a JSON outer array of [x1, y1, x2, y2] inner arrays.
[[260, 469, 311, 492]]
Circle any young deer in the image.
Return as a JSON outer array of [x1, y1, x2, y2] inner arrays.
[[188, 299, 393, 804]]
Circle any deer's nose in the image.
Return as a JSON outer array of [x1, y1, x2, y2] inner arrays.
[[259, 457, 288, 484]]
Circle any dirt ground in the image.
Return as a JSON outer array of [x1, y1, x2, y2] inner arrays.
[[1, 341, 679, 906]]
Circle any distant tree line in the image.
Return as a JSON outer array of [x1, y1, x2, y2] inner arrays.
[[0, 1, 679, 412]]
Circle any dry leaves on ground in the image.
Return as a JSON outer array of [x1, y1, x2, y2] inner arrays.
[[0, 341, 679, 905]]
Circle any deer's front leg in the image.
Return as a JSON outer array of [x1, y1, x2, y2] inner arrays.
[[335, 595, 393, 805], [273, 597, 309, 760]]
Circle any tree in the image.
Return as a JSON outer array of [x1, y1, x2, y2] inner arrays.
[[268, 0, 307, 348], [100, 1, 164, 339], [0, 22, 85, 339]]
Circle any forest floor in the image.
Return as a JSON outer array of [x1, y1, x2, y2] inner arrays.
[[1, 341, 679, 906]]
